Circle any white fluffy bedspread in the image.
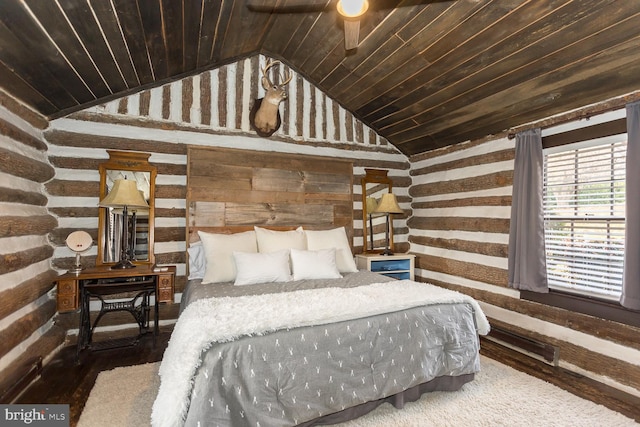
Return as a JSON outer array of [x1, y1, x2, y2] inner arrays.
[[151, 280, 490, 427]]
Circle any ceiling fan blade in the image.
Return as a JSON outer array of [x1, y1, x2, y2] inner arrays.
[[247, 0, 332, 13], [343, 19, 360, 50]]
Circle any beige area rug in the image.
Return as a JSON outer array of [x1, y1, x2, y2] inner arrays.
[[78, 356, 638, 427]]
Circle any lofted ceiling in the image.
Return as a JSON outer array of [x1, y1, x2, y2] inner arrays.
[[1, 0, 640, 156]]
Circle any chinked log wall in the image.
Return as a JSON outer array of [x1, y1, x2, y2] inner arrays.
[[409, 128, 640, 397], [0, 90, 65, 397], [45, 54, 410, 333]]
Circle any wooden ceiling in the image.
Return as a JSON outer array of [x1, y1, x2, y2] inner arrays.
[[1, 0, 640, 156]]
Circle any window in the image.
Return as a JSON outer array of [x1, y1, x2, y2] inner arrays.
[[543, 136, 627, 301]]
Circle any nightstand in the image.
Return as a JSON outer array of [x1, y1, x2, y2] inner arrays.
[[356, 253, 415, 280]]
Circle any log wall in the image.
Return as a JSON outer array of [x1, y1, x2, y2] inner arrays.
[[0, 90, 65, 395], [45, 54, 410, 333], [409, 115, 640, 398], [2, 48, 638, 403]]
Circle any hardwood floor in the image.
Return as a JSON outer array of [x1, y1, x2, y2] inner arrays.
[[13, 328, 640, 426], [14, 327, 172, 426]]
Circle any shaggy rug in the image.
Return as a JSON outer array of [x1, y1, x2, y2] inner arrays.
[[78, 356, 638, 427]]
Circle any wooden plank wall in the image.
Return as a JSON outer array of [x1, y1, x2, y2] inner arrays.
[[75, 55, 387, 147], [409, 126, 640, 398], [187, 146, 354, 242], [0, 90, 65, 394], [44, 54, 410, 335]]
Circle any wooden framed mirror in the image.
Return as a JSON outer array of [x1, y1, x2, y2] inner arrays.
[[97, 150, 157, 267], [361, 168, 394, 253]]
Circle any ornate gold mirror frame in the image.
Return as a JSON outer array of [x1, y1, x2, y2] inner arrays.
[[97, 150, 157, 267], [361, 168, 394, 253]]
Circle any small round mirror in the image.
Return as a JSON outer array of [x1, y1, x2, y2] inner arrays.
[[65, 231, 93, 274]]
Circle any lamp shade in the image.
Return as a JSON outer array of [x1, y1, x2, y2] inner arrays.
[[98, 179, 148, 209], [374, 193, 403, 214], [365, 197, 379, 214]]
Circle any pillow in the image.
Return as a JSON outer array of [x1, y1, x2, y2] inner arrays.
[[187, 241, 206, 280], [304, 227, 358, 273], [254, 226, 306, 253], [233, 250, 291, 286], [290, 248, 342, 280], [197, 230, 257, 284]]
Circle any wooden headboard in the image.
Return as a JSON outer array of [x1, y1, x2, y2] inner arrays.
[[187, 146, 354, 246]]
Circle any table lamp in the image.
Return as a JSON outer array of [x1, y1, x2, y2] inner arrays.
[[98, 178, 149, 269], [374, 193, 403, 256]]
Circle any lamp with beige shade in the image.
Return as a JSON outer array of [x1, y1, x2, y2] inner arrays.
[[98, 178, 149, 269], [374, 193, 403, 256]]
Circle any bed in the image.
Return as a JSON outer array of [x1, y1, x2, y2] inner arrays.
[[150, 147, 490, 427]]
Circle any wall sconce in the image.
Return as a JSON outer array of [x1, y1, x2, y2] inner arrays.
[[98, 179, 149, 269], [374, 193, 403, 256]]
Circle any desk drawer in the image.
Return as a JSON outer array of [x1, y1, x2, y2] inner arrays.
[[157, 274, 174, 303], [57, 294, 77, 312], [57, 279, 78, 312], [370, 258, 411, 272], [58, 279, 77, 295]]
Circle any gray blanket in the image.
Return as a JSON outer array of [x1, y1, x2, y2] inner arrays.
[[174, 272, 482, 427], [180, 271, 395, 312]]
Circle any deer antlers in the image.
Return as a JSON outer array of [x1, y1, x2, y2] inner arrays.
[[262, 60, 292, 88], [250, 59, 293, 137]]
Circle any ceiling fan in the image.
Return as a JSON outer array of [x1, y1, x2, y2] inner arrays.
[[249, 0, 374, 50]]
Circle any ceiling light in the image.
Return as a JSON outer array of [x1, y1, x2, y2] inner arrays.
[[337, 0, 369, 18]]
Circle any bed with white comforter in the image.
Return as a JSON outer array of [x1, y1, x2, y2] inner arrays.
[[152, 270, 489, 427]]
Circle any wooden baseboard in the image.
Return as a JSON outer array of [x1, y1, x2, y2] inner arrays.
[[0, 356, 42, 403], [486, 325, 558, 363]]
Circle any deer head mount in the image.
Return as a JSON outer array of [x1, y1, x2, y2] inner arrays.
[[250, 60, 292, 137]]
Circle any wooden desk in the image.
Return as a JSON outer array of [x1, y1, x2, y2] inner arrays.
[[55, 265, 175, 360], [56, 265, 175, 313]]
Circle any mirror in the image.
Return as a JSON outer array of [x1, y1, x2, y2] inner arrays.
[[361, 168, 394, 253], [97, 150, 156, 267]]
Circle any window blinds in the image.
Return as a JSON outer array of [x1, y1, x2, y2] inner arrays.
[[543, 136, 626, 300]]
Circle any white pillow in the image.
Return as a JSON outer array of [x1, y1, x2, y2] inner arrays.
[[304, 227, 358, 273], [290, 248, 342, 280], [187, 241, 206, 280], [198, 230, 257, 284], [233, 250, 292, 286], [254, 226, 306, 253]]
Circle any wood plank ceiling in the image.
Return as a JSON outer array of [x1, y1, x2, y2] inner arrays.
[[1, 0, 640, 156]]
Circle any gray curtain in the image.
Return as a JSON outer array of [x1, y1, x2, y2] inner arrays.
[[622, 102, 640, 310], [508, 128, 548, 292]]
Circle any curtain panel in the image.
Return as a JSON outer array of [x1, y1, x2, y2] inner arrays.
[[622, 102, 640, 310], [508, 128, 548, 292]]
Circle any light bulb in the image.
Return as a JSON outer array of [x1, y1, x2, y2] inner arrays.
[[337, 0, 369, 18]]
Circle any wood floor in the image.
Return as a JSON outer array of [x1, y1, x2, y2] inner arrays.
[[14, 327, 640, 426], [15, 327, 172, 426]]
